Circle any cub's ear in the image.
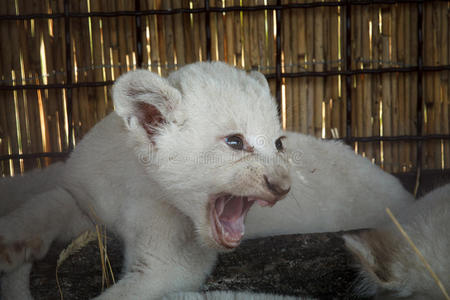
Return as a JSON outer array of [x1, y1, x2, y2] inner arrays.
[[249, 70, 270, 94], [112, 69, 182, 138], [343, 230, 406, 298]]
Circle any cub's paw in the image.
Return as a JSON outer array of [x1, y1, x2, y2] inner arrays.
[[0, 236, 42, 273]]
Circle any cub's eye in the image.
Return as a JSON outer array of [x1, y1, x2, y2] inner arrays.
[[275, 137, 284, 151], [225, 135, 244, 150]]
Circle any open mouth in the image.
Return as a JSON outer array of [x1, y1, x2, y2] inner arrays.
[[209, 194, 275, 249]]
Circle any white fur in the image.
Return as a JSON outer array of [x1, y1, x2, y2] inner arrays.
[[343, 184, 450, 299], [163, 290, 313, 300], [245, 132, 413, 237], [0, 61, 413, 300]]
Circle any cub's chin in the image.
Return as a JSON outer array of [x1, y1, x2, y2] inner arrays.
[[198, 193, 278, 251]]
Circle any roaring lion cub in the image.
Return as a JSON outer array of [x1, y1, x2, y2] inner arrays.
[[0, 62, 413, 299]]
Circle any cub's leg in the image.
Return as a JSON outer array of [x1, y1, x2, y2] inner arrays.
[[1, 263, 33, 300], [92, 241, 217, 300], [92, 209, 218, 300], [0, 188, 91, 273]]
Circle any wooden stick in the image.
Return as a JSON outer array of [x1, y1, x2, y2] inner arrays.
[[306, 5, 314, 135], [209, 2, 218, 61], [216, 2, 225, 61], [77, 0, 93, 137], [0, 0, 13, 175], [257, 1, 267, 71], [381, 7, 392, 172], [190, 0, 201, 62], [162, 0, 174, 73], [291, 4, 300, 132], [156, 0, 168, 75], [106, 0, 120, 79], [267, 0, 276, 71], [54, 0, 70, 152], [372, 6, 381, 165], [442, 3, 450, 169], [180, 0, 192, 64], [100, 0, 112, 81], [91, 0, 107, 121], [14, 0, 35, 170], [41, 0, 63, 160], [424, 3, 434, 169], [362, 5, 372, 160], [390, 6, 399, 173], [0, 87, 10, 175], [354, 6, 363, 152], [8, 0, 28, 172], [314, 5, 324, 138], [69, 0, 81, 143], [282, 0, 292, 130], [20, 0, 41, 169], [410, 3, 418, 170], [143, 4, 151, 69], [249, 0, 260, 69], [297, 6, 307, 133], [127, 1, 137, 70], [233, 0, 243, 68], [173, 0, 185, 68], [117, 0, 129, 73], [323, 6, 331, 139], [432, 3, 442, 169], [341, 5, 348, 141], [397, 5, 406, 172], [329, 5, 340, 139], [198, 0, 206, 62], [403, 4, 412, 171], [224, 0, 234, 64], [147, 0, 160, 73], [243, 5, 250, 69]]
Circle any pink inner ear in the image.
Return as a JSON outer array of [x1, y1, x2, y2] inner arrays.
[[136, 102, 165, 137]]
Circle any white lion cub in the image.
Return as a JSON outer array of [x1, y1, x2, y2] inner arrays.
[[0, 62, 413, 300], [0, 62, 291, 299], [344, 184, 450, 299]]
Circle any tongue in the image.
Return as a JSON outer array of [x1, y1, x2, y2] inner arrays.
[[217, 196, 246, 241], [220, 197, 244, 222]]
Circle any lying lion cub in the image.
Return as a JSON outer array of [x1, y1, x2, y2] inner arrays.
[[0, 62, 413, 299], [344, 183, 450, 300]]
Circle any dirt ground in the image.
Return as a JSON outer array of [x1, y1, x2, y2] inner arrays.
[[29, 232, 360, 300], [18, 170, 450, 299]]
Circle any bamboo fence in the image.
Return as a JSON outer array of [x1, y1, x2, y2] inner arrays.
[[0, 1, 449, 177]]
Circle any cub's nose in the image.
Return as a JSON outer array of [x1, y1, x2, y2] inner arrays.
[[263, 174, 291, 197]]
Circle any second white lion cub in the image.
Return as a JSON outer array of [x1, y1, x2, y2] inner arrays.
[[344, 184, 450, 299]]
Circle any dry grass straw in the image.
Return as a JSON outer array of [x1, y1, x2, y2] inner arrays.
[[386, 208, 450, 300], [55, 230, 98, 300], [55, 203, 116, 300]]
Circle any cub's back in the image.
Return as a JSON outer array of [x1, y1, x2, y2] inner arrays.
[[0, 162, 64, 216]]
